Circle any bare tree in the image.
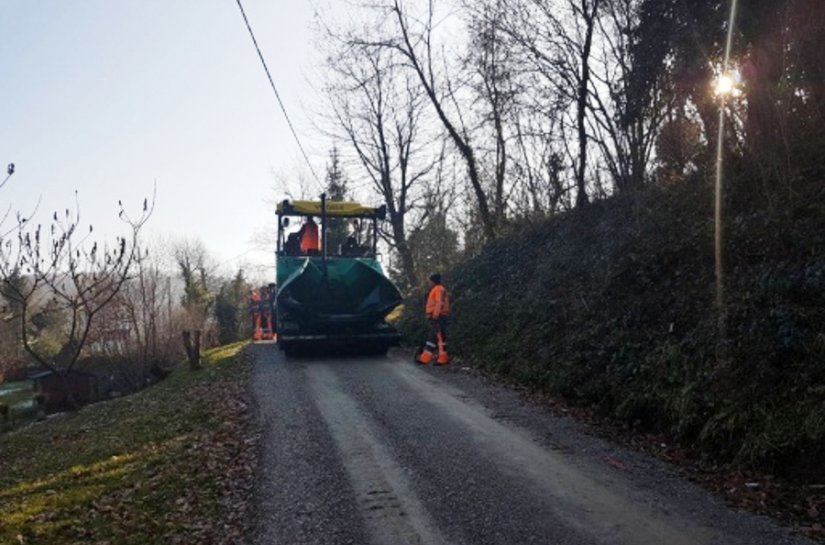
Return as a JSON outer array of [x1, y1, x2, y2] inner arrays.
[[325, 33, 439, 289], [97, 244, 178, 389], [496, 0, 602, 207], [365, 0, 501, 240], [512, 115, 572, 216], [585, 0, 665, 192], [466, 0, 578, 220], [465, 0, 522, 222], [0, 196, 152, 408], [0, 163, 20, 378]]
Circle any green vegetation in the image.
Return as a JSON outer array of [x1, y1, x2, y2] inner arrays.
[[0, 342, 256, 545], [215, 270, 254, 345], [398, 180, 825, 534], [398, 182, 825, 478]]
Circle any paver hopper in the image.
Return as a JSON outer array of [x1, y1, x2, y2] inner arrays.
[[275, 197, 402, 354]]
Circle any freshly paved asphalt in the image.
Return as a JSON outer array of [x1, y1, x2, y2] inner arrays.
[[248, 343, 813, 545]]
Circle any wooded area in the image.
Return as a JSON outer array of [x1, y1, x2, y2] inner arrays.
[[376, 0, 825, 492], [2, 0, 823, 444], [319, 0, 824, 290]]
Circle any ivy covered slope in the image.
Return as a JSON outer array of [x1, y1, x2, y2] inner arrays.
[[0, 342, 257, 545], [400, 182, 825, 478]]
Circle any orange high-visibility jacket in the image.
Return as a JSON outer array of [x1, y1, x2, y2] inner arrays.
[[300, 222, 320, 253], [426, 284, 450, 319], [249, 291, 262, 314]]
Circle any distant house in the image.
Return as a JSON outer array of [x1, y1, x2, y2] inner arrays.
[[31, 369, 99, 412]]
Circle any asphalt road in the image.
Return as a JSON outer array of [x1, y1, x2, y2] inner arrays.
[[248, 344, 813, 545]]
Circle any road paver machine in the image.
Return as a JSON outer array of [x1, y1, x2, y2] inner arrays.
[[275, 197, 402, 355]]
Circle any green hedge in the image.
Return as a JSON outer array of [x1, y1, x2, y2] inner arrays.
[[398, 182, 825, 478]]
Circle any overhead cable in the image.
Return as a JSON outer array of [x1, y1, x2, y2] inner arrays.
[[234, 0, 322, 187]]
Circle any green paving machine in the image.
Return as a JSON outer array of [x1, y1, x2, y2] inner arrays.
[[275, 197, 402, 355]]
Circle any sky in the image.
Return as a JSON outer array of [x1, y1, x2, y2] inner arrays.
[[1, 1, 342, 282]]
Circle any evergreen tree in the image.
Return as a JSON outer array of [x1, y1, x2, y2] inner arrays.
[[214, 269, 250, 345], [324, 147, 351, 254]]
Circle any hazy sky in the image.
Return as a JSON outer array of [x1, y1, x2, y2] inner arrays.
[[1, 1, 339, 281]]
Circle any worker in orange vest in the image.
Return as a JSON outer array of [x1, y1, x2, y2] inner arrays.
[[259, 285, 273, 340], [267, 283, 278, 336], [249, 290, 263, 341], [298, 217, 320, 255], [418, 273, 450, 365]]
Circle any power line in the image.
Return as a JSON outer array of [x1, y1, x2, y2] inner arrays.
[[234, 0, 322, 188]]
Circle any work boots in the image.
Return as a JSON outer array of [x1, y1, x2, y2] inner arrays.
[[417, 337, 449, 365], [436, 350, 449, 365], [417, 342, 437, 364], [436, 335, 449, 365]]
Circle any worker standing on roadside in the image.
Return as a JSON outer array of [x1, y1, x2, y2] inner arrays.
[[259, 285, 273, 340], [298, 217, 320, 255], [418, 273, 450, 365], [249, 289, 263, 341], [267, 283, 278, 336]]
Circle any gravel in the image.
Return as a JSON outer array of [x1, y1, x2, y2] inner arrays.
[[247, 344, 815, 545]]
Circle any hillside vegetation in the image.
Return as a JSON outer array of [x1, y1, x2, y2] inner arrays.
[[0, 343, 256, 545], [400, 181, 825, 479]]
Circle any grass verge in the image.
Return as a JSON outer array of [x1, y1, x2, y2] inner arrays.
[[0, 342, 258, 545]]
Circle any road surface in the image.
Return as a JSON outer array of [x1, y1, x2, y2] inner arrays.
[[248, 344, 812, 545]]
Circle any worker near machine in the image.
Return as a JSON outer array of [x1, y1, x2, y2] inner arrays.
[[259, 285, 273, 340], [342, 235, 358, 256], [285, 232, 301, 256], [267, 283, 277, 335], [298, 217, 320, 255], [249, 289, 262, 341], [418, 273, 450, 365]]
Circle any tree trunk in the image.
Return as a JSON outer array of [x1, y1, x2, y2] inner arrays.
[[575, 0, 600, 208], [389, 213, 417, 291], [182, 330, 202, 370], [392, 2, 497, 240]]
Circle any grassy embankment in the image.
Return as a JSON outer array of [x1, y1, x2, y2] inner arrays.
[[398, 181, 825, 534], [0, 342, 257, 545]]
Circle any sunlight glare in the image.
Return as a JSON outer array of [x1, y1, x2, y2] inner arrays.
[[715, 74, 735, 96]]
